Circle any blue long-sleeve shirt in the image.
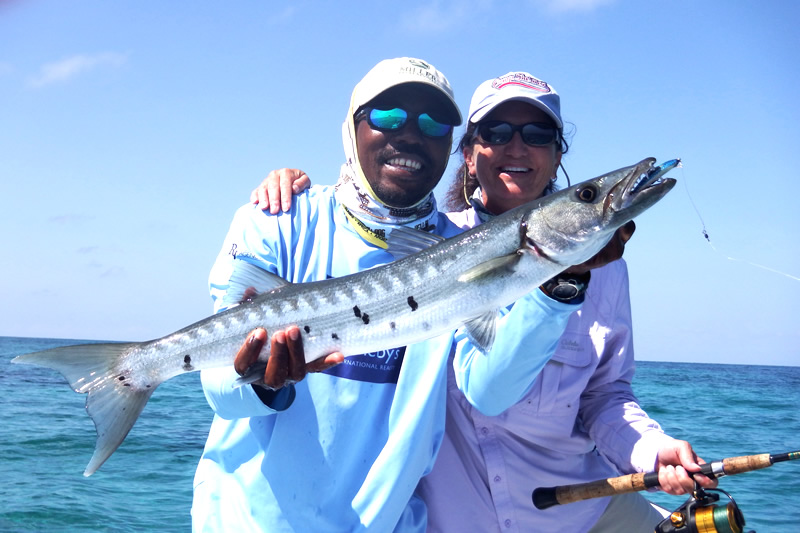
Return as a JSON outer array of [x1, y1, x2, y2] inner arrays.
[[191, 185, 575, 532]]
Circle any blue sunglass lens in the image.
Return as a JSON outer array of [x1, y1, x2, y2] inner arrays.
[[365, 108, 452, 138], [368, 108, 408, 130], [418, 113, 452, 137]]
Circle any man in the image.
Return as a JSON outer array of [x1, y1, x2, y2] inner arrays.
[[191, 58, 578, 532]]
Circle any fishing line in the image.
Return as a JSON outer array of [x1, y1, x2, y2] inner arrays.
[[679, 163, 800, 282]]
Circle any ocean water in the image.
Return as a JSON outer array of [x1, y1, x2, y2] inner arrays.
[[1, 336, 798, 533]]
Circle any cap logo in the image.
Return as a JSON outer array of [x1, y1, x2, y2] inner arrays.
[[399, 59, 445, 88], [408, 59, 431, 70], [493, 72, 551, 94]]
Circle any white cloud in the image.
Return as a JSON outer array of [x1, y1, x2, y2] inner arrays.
[[29, 52, 127, 88], [48, 214, 95, 225], [540, 0, 617, 14], [268, 5, 296, 24], [398, 0, 613, 32], [400, 0, 492, 33]]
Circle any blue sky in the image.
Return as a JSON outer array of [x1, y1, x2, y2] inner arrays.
[[2, 0, 798, 366]]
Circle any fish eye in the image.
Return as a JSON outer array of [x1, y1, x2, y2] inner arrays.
[[575, 185, 598, 203]]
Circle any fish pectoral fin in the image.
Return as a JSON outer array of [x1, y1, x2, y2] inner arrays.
[[223, 259, 292, 308], [233, 362, 268, 388], [457, 253, 521, 283], [464, 312, 498, 354], [386, 226, 445, 260]]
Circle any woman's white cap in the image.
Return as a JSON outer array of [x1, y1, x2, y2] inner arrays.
[[468, 72, 562, 128]]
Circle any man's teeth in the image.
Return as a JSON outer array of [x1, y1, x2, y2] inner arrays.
[[501, 166, 529, 173], [388, 158, 422, 171]]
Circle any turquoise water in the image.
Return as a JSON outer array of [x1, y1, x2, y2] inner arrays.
[[1, 336, 798, 532]]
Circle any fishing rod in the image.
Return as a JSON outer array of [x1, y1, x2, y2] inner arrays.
[[532, 451, 799, 510], [532, 451, 799, 533]]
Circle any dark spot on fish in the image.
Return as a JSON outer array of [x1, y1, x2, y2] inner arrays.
[[146, 385, 151, 388], [408, 296, 419, 311], [353, 305, 361, 318], [332, 333, 339, 340], [423, 322, 431, 330], [184, 355, 191, 364], [183, 354, 194, 372], [118, 375, 126, 381], [124, 383, 131, 387], [390, 322, 396, 330], [362, 313, 370, 324], [304, 325, 311, 333]]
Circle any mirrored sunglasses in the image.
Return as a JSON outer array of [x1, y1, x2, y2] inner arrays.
[[355, 107, 453, 138]]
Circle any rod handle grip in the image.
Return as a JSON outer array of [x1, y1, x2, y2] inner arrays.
[[532, 472, 659, 509]]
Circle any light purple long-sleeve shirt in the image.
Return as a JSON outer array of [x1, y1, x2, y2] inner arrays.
[[416, 208, 673, 533]]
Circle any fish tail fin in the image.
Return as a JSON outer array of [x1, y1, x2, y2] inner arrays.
[[12, 342, 158, 476]]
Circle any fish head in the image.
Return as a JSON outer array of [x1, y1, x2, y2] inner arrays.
[[522, 157, 677, 267]]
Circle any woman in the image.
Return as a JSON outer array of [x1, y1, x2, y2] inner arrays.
[[248, 71, 714, 532], [414, 72, 715, 533]]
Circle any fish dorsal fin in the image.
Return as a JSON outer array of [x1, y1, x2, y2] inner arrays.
[[457, 253, 521, 283], [464, 312, 498, 353], [222, 259, 291, 309], [386, 226, 445, 260]]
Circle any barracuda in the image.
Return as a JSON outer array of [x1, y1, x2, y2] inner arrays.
[[13, 157, 677, 476]]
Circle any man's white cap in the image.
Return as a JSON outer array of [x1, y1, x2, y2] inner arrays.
[[351, 57, 462, 125], [468, 72, 562, 129]]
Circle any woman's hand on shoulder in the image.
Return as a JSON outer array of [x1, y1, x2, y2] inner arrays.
[[250, 169, 312, 214]]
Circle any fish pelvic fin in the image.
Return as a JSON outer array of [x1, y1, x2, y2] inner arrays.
[[12, 342, 157, 476], [457, 253, 521, 283], [464, 311, 499, 354]]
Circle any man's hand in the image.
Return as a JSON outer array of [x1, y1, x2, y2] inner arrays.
[[235, 327, 343, 390], [250, 169, 311, 214], [655, 439, 717, 495], [565, 220, 636, 274]]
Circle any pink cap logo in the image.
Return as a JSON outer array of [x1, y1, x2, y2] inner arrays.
[[492, 73, 551, 94]]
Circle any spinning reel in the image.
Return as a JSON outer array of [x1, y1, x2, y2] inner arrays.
[[655, 482, 750, 533]]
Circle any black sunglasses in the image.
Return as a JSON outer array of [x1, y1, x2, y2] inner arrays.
[[476, 121, 559, 147], [355, 107, 453, 138]]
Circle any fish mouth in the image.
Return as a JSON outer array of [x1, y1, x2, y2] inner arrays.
[[607, 158, 678, 215]]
